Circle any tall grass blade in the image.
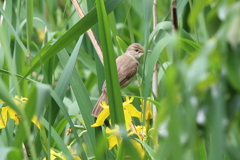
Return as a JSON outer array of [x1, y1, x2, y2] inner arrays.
[[96, 0, 124, 125]]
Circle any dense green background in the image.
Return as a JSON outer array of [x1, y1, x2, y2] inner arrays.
[[0, 0, 240, 159]]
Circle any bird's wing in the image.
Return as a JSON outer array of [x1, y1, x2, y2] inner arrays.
[[101, 54, 139, 91], [116, 54, 139, 88]]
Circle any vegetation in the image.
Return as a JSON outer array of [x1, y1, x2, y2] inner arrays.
[[0, 0, 240, 159]]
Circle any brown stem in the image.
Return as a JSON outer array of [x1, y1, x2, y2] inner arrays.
[[152, 0, 158, 121], [153, 0, 157, 39], [171, 0, 178, 31], [71, 0, 104, 64]]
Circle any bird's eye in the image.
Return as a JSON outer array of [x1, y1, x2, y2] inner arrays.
[[135, 49, 139, 52]]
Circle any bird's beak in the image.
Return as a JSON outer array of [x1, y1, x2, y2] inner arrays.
[[147, 50, 152, 53]]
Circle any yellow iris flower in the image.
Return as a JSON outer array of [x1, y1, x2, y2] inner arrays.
[[140, 97, 153, 121], [0, 96, 41, 129], [106, 125, 145, 158], [43, 146, 81, 160], [91, 96, 154, 159], [129, 125, 146, 142], [91, 96, 141, 131]]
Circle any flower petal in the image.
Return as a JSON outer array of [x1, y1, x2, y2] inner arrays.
[[124, 104, 141, 119], [107, 135, 118, 150], [91, 108, 109, 127], [0, 107, 8, 129], [124, 110, 132, 131], [135, 126, 146, 141], [100, 101, 109, 109], [140, 97, 153, 120], [31, 115, 41, 129], [0, 118, 5, 129], [6, 107, 19, 125], [14, 96, 27, 108], [130, 139, 145, 158], [106, 125, 120, 135], [122, 96, 134, 106], [1, 107, 19, 126]]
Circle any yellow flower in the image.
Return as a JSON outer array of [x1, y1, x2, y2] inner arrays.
[[106, 125, 122, 150], [0, 95, 41, 129], [136, 126, 146, 141], [43, 146, 81, 160], [140, 97, 153, 121], [0, 106, 19, 128], [90, 101, 109, 127], [123, 96, 141, 118], [91, 96, 141, 131], [130, 125, 146, 141], [31, 115, 41, 129], [130, 139, 145, 158], [36, 29, 45, 43], [106, 125, 145, 158]]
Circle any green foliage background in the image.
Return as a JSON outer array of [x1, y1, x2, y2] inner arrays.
[[0, 0, 240, 159]]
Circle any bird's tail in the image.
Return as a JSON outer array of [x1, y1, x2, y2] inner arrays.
[[92, 91, 108, 117]]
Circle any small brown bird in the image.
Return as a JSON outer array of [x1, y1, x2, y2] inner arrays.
[[92, 43, 145, 117]]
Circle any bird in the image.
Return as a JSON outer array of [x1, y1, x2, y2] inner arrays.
[[92, 43, 145, 117]]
